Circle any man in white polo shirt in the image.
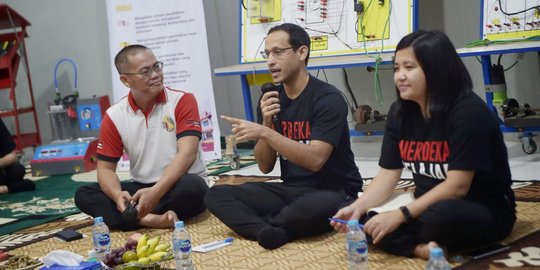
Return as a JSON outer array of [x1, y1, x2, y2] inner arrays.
[[75, 45, 209, 230]]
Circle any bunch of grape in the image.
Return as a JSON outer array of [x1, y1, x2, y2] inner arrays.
[[104, 247, 125, 268], [124, 238, 138, 251], [103, 239, 139, 268]]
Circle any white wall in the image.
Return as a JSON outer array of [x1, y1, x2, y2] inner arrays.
[[1, 0, 539, 144]]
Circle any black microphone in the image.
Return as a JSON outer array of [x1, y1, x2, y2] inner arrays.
[[261, 82, 282, 135]]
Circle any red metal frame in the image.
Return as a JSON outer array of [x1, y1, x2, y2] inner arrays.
[[0, 4, 41, 152]]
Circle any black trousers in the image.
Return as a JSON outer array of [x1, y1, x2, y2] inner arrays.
[[204, 182, 352, 241], [74, 174, 208, 231], [366, 198, 516, 257], [0, 162, 35, 193]]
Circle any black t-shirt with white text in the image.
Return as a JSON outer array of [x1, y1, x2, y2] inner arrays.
[[379, 93, 515, 207], [257, 76, 363, 196]]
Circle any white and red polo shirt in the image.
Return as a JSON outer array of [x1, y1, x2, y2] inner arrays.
[[97, 87, 207, 184]]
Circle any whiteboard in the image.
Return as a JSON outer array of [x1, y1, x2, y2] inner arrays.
[[240, 0, 416, 63], [482, 0, 540, 40]]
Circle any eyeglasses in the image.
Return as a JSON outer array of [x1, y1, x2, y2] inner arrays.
[[260, 47, 294, 59], [122, 61, 164, 78]]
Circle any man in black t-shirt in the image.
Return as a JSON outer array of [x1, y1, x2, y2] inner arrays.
[[0, 118, 35, 194], [205, 23, 363, 249]]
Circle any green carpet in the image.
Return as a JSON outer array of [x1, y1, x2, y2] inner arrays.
[[0, 149, 256, 236], [0, 175, 87, 235]]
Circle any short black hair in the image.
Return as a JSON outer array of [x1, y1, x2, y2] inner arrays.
[[395, 30, 472, 118], [114, 44, 150, 74], [268, 23, 311, 65]]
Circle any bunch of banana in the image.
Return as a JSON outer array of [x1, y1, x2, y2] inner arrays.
[[135, 234, 171, 264]]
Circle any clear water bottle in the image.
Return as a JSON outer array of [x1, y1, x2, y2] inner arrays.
[[425, 247, 451, 270], [173, 221, 194, 270], [92, 216, 111, 262], [346, 220, 369, 270]]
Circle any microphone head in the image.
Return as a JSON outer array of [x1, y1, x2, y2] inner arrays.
[[261, 82, 276, 93]]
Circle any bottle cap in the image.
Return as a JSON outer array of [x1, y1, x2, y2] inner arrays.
[[87, 250, 97, 262], [430, 247, 443, 258], [94, 216, 103, 224], [347, 220, 359, 226], [175, 220, 185, 229]]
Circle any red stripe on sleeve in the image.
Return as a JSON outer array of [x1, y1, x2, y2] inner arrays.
[[175, 93, 202, 135], [97, 113, 124, 158]]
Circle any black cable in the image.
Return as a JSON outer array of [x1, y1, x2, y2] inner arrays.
[[342, 68, 359, 108], [474, 56, 482, 64], [241, 0, 247, 10], [497, 0, 540, 16], [304, 26, 338, 35], [354, 15, 360, 35], [302, 0, 346, 36], [504, 60, 520, 71], [337, 89, 355, 118], [329, 70, 355, 117], [322, 69, 328, 83], [497, 54, 503, 66]]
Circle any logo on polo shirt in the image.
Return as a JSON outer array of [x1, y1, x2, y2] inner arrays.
[[162, 115, 175, 132], [186, 120, 200, 127]]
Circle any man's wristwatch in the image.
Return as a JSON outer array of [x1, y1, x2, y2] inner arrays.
[[399, 206, 413, 222]]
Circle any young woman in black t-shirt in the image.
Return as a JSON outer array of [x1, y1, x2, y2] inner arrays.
[[331, 30, 516, 259]]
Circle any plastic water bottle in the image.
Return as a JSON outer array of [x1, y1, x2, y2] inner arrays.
[[87, 250, 98, 263], [92, 216, 111, 262], [173, 221, 194, 270], [425, 247, 451, 270], [346, 220, 369, 270]]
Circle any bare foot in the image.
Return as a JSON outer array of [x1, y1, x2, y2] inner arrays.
[[413, 241, 439, 260], [0, 185, 8, 195], [129, 233, 143, 241], [139, 210, 178, 228]]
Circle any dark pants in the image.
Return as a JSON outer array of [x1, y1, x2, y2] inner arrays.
[[204, 182, 352, 241], [0, 162, 35, 193], [74, 174, 208, 231], [367, 198, 516, 257]]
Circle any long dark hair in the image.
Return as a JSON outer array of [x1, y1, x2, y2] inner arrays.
[[395, 30, 472, 118], [268, 23, 311, 65]]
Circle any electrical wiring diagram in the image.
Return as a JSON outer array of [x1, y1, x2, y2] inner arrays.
[[483, 0, 540, 40], [240, 0, 414, 63]]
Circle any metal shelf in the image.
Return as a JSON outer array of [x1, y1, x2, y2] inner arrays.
[[0, 4, 41, 151], [214, 40, 540, 127]]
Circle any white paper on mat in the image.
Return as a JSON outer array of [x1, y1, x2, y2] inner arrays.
[[0, 218, 16, 225], [361, 192, 415, 214], [193, 241, 232, 253]]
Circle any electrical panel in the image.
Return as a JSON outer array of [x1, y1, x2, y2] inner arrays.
[[247, 0, 277, 22], [482, 0, 540, 40], [31, 139, 98, 176], [357, 0, 390, 41], [240, 0, 415, 63], [76, 96, 110, 137]]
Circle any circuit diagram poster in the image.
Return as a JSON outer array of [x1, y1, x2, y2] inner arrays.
[[106, 0, 221, 160], [482, 0, 540, 40], [241, 0, 414, 63]]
